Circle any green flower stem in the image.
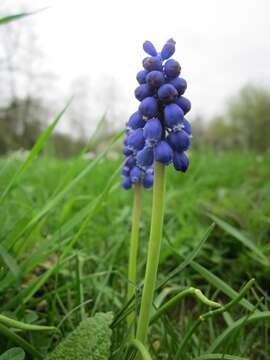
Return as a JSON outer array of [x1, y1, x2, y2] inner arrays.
[[127, 182, 142, 336], [128, 339, 153, 360], [136, 161, 166, 346]]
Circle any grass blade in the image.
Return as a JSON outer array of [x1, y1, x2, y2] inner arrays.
[[158, 223, 215, 289], [192, 354, 248, 360], [190, 260, 256, 312], [0, 101, 70, 206], [207, 213, 269, 266], [0, 314, 55, 331], [0, 324, 42, 359], [208, 311, 270, 353]]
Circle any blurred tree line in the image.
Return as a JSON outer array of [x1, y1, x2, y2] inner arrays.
[[193, 84, 270, 152], [1, 84, 270, 157]]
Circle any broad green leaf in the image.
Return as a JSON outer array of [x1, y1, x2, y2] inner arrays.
[[0, 348, 25, 360], [46, 312, 113, 360]]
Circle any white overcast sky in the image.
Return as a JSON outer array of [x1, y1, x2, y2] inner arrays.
[[2, 0, 270, 133]]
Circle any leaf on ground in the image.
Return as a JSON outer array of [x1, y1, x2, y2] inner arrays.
[[0, 348, 25, 360], [46, 312, 113, 360]]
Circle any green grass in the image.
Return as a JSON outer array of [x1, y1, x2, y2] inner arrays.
[[0, 148, 269, 359]]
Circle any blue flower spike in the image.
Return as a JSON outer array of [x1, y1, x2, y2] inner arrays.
[[121, 38, 192, 189]]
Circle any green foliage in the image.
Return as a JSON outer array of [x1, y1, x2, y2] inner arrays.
[[0, 348, 25, 360], [201, 85, 270, 152], [46, 313, 113, 360], [0, 150, 269, 358]]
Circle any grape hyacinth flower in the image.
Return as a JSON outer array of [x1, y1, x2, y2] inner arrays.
[[122, 38, 192, 346], [127, 39, 192, 348], [121, 38, 192, 191]]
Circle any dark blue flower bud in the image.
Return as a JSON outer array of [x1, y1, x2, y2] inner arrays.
[[164, 59, 181, 78], [121, 166, 130, 177], [127, 111, 146, 130], [124, 136, 128, 145], [137, 146, 154, 167], [158, 84, 178, 103], [146, 71, 165, 89], [143, 118, 162, 145], [167, 129, 190, 152], [164, 103, 184, 128], [169, 77, 187, 95], [126, 128, 145, 150], [173, 152, 189, 172], [143, 172, 154, 189], [154, 140, 173, 165], [130, 166, 142, 183], [134, 84, 153, 101], [175, 96, 191, 114], [143, 41, 158, 56], [122, 176, 132, 190], [143, 56, 163, 71], [123, 146, 133, 156], [139, 96, 158, 118], [136, 70, 148, 84], [161, 38, 176, 60], [182, 118, 192, 135], [125, 156, 136, 168]]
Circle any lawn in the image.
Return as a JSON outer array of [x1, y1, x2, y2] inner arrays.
[[0, 148, 269, 359]]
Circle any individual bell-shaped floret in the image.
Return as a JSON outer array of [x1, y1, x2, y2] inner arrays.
[[135, 84, 153, 101], [161, 38, 176, 60], [126, 128, 145, 150], [146, 71, 165, 89], [164, 59, 181, 78], [167, 129, 190, 152], [137, 146, 154, 167], [173, 152, 189, 172], [169, 77, 187, 95], [182, 118, 192, 135], [136, 70, 148, 84], [164, 103, 184, 129], [122, 176, 132, 190], [127, 111, 146, 130], [143, 56, 163, 71], [143, 172, 154, 189], [143, 41, 158, 56], [139, 97, 158, 118], [158, 84, 178, 103], [123, 146, 133, 156], [125, 156, 136, 168], [130, 166, 142, 183], [121, 165, 130, 177], [175, 96, 191, 115], [154, 140, 173, 165], [143, 118, 162, 145]]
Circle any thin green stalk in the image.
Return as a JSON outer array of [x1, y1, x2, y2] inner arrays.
[[127, 339, 153, 360], [150, 287, 221, 324], [127, 183, 142, 336], [136, 161, 166, 346]]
